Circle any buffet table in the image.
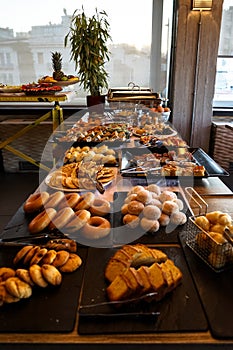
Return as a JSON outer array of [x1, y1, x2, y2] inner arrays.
[[0, 112, 233, 349]]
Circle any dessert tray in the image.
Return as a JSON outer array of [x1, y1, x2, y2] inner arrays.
[[120, 147, 229, 178]]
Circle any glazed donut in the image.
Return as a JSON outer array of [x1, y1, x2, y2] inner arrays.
[[142, 205, 161, 220], [127, 200, 144, 216], [159, 190, 177, 203], [140, 217, 160, 233], [74, 192, 95, 211], [44, 191, 65, 209], [23, 191, 50, 214], [58, 193, 80, 209], [28, 208, 57, 234], [123, 214, 140, 229], [162, 200, 179, 215], [136, 190, 152, 205], [65, 209, 91, 233], [82, 216, 111, 239], [89, 198, 111, 216], [49, 207, 75, 230]]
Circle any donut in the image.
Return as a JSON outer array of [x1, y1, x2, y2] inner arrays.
[[74, 192, 95, 211], [121, 203, 128, 215], [127, 200, 144, 215], [28, 208, 57, 234], [58, 193, 80, 209], [44, 191, 65, 209], [123, 214, 140, 228], [148, 198, 162, 208], [124, 194, 138, 203], [162, 200, 179, 216], [159, 213, 170, 226], [170, 211, 187, 225], [146, 184, 161, 196], [173, 198, 184, 211], [129, 185, 145, 195], [136, 190, 152, 205], [159, 190, 177, 203], [65, 209, 91, 233], [23, 191, 50, 214], [89, 198, 111, 216], [49, 207, 75, 230], [140, 217, 160, 233], [142, 205, 161, 220], [82, 216, 111, 239]]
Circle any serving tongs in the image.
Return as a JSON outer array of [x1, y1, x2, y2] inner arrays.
[[78, 292, 160, 318], [86, 172, 105, 194], [0, 231, 66, 246]]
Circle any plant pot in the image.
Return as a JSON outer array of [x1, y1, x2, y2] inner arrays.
[[86, 95, 105, 113]]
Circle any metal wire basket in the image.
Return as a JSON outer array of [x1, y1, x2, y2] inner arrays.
[[185, 187, 233, 272]]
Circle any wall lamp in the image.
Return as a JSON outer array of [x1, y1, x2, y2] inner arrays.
[[192, 0, 213, 11]]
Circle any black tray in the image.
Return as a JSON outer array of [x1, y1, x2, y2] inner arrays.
[[78, 245, 208, 334], [179, 231, 233, 339], [120, 147, 229, 178], [0, 245, 87, 333], [112, 192, 191, 245]]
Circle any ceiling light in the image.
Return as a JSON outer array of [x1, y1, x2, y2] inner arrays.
[[192, 0, 212, 11]]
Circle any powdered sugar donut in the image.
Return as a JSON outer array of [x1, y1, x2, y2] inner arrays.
[[136, 190, 152, 205], [123, 214, 140, 228], [159, 213, 170, 226], [146, 184, 161, 196], [159, 190, 177, 203], [170, 211, 187, 225], [142, 205, 161, 220], [140, 217, 160, 233], [162, 200, 179, 215]]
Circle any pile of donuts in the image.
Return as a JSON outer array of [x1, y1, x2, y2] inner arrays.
[[23, 190, 111, 240], [0, 244, 82, 307], [194, 211, 233, 269], [121, 184, 187, 233]]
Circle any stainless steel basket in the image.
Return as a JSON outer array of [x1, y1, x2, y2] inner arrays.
[[185, 187, 233, 272]]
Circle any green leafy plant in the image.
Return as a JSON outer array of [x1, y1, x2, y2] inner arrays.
[[64, 7, 111, 96]]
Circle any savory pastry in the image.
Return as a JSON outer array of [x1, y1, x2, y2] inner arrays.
[[5, 277, 32, 299], [52, 250, 70, 268], [41, 264, 62, 286], [16, 269, 34, 286], [29, 264, 48, 288], [59, 253, 82, 273], [13, 245, 34, 265], [0, 267, 16, 282]]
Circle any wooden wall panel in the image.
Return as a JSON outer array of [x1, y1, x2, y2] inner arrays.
[[171, 0, 223, 152]]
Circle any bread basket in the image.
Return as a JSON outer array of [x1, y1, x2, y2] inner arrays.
[[184, 187, 233, 272]]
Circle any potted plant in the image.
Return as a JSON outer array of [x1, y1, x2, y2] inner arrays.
[[64, 7, 111, 109]]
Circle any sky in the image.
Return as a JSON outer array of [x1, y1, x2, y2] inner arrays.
[[0, 0, 156, 49]]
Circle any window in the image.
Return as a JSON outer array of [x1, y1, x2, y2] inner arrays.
[[213, 0, 233, 108], [0, 0, 173, 106]]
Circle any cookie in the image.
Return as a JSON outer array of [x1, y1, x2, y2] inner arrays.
[[13, 245, 34, 265], [41, 264, 62, 286], [59, 253, 82, 273], [29, 248, 48, 265], [0, 267, 15, 282], [5, 277, 32, 299], [52, 250, 70, 268], [29, 265, 48, 288]]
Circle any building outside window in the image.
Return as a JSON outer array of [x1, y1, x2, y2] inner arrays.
[[213, 0, 233, 108], [0, 0, 173, 106]]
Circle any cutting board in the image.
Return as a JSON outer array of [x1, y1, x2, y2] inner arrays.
[[0, 245, 87, 333], [78, 245, 207, 334]]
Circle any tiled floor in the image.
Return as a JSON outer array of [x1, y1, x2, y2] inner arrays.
[[0, 171, 232, 234]]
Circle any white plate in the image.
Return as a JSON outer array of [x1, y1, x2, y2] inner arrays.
[[45, 173, 112, 192]]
